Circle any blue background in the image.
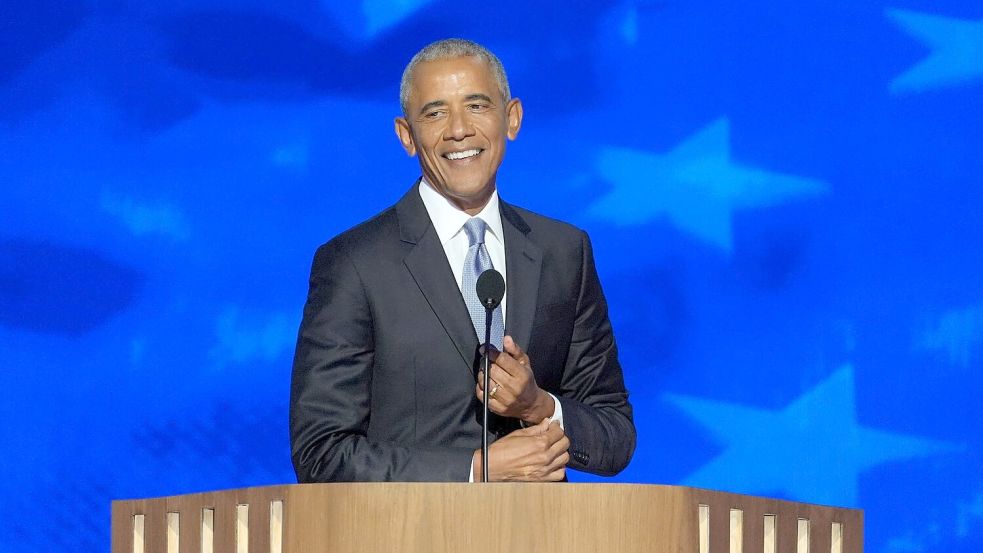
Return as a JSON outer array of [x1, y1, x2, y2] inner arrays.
[[2, 1, 981, 551]]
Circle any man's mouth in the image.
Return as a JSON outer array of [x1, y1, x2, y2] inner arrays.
[[443, 148, 483, 161]]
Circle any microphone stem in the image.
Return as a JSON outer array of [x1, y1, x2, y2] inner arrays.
[[482, 303, 493, 483]]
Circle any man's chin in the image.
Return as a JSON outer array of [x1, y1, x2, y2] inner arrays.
[[438, 183, 496, 211]]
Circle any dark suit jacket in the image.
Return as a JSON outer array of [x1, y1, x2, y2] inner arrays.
[[290, 184, 635, 482]]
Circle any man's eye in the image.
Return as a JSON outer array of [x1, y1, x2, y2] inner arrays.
[[469, 104, 488, 111]]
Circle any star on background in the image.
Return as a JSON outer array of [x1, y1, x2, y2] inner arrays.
[[590, 118, 828, 253], [887, 8, 983, 93], [362, 0, 434, 37], [918, 300, 983, 368], [664, 365, 957, 506]]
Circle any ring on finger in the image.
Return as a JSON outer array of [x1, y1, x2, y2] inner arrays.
[[490, 383, 499, 397]]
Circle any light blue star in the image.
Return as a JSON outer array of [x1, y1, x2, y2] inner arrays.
[[887, 8, 983, 94], [590, 118, 828, 253], [665, 365, 957, 507], [362, 0, 435, 37], [918, 301, 983, 368]]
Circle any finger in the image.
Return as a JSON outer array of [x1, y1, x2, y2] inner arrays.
[[512, 419, 547, 436], [488, 365, 517, 392], [492, 350, 525, 378], [477, 386, 508, 409], [548, 434, 570, 458], [487, 397, 510, 415], [488, 388, 515, 411], [476, 372, 502, 393], [503, 335, 524, 359], [545, 451, 570, 473], [503, 336, 531, 369], [543, 421, 565, 442], [544, 465, 566, 482]]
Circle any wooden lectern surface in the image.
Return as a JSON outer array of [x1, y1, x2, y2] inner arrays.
[[112, 483, 863, 553]]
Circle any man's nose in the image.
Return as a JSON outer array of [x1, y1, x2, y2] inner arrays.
[[443, 109, 474, 141]]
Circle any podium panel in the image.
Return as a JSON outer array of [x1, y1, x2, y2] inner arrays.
[[112, 483, 862, 553]]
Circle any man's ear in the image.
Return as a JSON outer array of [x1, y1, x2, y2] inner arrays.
[[394, 117, 417, 156], [505, 98, 523, 141]]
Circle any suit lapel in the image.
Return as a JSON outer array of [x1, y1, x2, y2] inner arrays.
[[397, 184, 479, 370], [501, 202, 542, 352]]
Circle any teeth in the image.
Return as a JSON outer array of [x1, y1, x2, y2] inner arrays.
[[445, 149, 481, 160]]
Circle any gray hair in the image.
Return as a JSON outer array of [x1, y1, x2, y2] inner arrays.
[[399, 38, 511, 116]]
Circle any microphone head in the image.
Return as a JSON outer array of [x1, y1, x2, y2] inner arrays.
[[475, 269, 505, 309]]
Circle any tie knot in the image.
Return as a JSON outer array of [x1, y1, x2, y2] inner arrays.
[[463, 218, 487, 246]]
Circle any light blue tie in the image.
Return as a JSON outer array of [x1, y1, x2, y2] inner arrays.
[[462, 218, 504, 349]]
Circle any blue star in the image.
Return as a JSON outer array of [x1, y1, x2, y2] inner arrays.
[[665, 366, 957, 506], [918, 301, 983, 368], [590, 118, 828, 253], [887, 8, 983, 94], [362, 0, 435, 37]]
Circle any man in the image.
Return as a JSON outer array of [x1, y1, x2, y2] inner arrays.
[[290, 38, 634, 482]]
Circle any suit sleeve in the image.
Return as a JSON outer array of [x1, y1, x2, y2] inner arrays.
[[289, 241, 475, 482], [555, 231, 636, 476]]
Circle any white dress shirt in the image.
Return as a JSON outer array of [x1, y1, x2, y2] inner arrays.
[[418, 179, 508, 321], [417, 180, 564, 481]]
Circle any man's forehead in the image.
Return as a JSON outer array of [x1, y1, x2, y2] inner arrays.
[[409, 56, 499, 99]]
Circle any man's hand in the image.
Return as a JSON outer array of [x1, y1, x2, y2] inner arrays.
[[476, 335, 554, 424], [471, 418, 570, 482]]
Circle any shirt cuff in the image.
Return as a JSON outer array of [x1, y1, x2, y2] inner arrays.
[[547, 392, 564, 428], [520, 392, 564, 429]]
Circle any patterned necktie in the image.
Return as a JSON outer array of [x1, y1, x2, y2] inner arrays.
[[462, 218, 504, 349]]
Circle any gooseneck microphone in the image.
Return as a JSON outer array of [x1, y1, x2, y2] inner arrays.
[[475, 269, 505, 483]]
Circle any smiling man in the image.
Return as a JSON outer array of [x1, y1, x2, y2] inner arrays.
[[290, 39, 635, 482]]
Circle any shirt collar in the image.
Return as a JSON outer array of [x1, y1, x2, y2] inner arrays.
[[418, 179, 505, 246]]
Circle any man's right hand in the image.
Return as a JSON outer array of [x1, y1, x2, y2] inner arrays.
[[472, 418, 570, 482]]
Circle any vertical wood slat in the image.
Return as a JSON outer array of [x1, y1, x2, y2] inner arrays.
[[762, 514, 777, 553], [831, 522, 843, 553], [133, 514, 145, 553], [729, 509, 743, 553], [201, 508, 215, 553], [796, 518, 810, 553], [235, 504, 249, 553], [699, 505, 710, 553], [166, 512, 179, 553], [270, 500, 284, 553]]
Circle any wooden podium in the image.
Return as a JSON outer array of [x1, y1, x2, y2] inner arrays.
[[112, 483, 862, 553]]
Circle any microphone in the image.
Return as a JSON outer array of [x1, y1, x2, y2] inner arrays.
[[475, 269, 504, 483], [476, 269, 505, 310]]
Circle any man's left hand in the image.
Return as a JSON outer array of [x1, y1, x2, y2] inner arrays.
[[476, 335, 554, 424]]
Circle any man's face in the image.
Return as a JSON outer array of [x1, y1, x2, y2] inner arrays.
[[395, 56, 523, 214]]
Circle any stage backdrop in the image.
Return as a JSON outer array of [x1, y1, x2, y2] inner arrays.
[[1, 1, 981, 551]]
